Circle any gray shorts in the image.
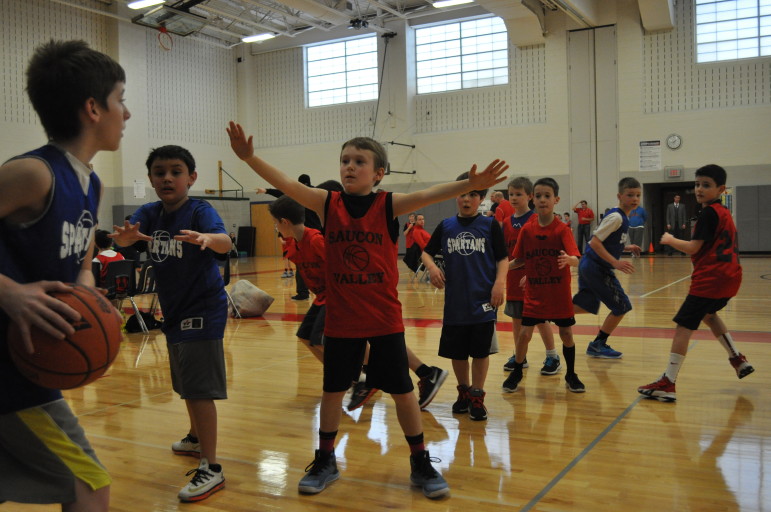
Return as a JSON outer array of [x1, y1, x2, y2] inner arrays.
[[296, 304, 326, 346], [0, 399, 110, 504], [168, 338, 228, 400], [504, 300, 524, 319]]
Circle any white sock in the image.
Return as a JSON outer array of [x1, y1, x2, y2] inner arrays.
[[717, 332, 739, 358], [664, 353, 685, 382], [546, 349, 558, 358]]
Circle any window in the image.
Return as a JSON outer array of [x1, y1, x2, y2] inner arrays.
[[306, 36, 378, 107], [415, 16, 508, 94], [695, 0, 771, 62]]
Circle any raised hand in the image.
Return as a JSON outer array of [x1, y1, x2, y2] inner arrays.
[[227, 121, 254, 160], [468, 159, 509, 190]]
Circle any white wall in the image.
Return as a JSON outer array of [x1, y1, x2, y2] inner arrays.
[[1, 0, 770, 226]]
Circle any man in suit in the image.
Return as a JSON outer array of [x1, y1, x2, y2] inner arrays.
[[666, 194, 688, 255]]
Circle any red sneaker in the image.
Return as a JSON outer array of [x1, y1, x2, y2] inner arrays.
[[729, 354, 755, 379], [638, 375, 676, 402]]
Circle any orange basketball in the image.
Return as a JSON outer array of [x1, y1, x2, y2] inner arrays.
[[7, 284, 122, 390]]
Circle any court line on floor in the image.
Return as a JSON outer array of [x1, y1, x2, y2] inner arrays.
[[519, 395, 645, 511], [521, 340, 702, 510], [638, 274, 691, 298]]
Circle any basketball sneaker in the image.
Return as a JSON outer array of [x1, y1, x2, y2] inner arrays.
[[178, 458, 224, 502], [502, 365, 523, 393], [638, 375, 676, 402], [565, 372, 586, 393], [503, 355, 528, 371], [418, 366, 448, 409], [298, 450, 339, 494], [729, 354, 754, 379], [346, 379, 378, 411], [540, 355, 562, 375], [452, 384, 471, 413], [410, 451, 450, 499], [172, 433, 201, 458], [586, 340, 622, 359], [468, 388, 487, 421]]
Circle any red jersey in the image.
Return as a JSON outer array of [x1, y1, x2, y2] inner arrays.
[[94, 251, 125, 281], [494, 200, 515, 224], [324, 191, 403, 337], [411, 224, 431, 250], [689, 202, 742, 298], [286, 227, 327, 305], [573, 206, 594, 225], [502, 210, 536, 301], [513, 216, 580, 319]]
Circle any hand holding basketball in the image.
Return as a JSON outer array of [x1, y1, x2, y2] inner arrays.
[[0, 280, 81, 353], [7, 284, 123, 389]]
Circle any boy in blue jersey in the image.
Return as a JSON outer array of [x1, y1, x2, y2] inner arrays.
[[0, 40, 130, 511], [572, 177, 642, 359], [110, 146, 231, 502], [420, 172, 508, 421]]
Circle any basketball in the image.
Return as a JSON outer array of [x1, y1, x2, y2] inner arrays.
[[7, 284, 122, 390]]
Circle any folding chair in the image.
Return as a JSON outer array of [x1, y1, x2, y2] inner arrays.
[[217, 254, 241, 318], [129, 261, 159, 326], [102, 259, 149, 334]]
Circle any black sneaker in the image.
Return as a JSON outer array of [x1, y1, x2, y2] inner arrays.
[[418, 367, 448, 409], [502, 366, 523, 393], [503, 355, 528, 371], [468, 388, 487, 421], [410, 451, 449, 499], [540, 355, 562, 375], [451, 385, 470, 413], [291, 294, 309, 301], [298, 450, 339, 494], [347, 380, 378, 410], [565, 372, 586, 393]]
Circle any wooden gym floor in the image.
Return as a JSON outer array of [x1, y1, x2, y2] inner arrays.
[[16, 255, 771, 512]]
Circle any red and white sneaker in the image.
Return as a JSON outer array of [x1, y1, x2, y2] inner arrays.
[[638, 375, 676, 402], [729, 354, 755, 379]]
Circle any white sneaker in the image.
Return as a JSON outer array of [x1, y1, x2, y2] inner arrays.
[[178, 458, 225, 502], [171, 433, 201, 458]]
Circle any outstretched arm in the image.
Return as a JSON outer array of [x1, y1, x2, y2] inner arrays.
[[228, 122, 327, 219], [660, 232, 704, 255], [175, 231, 233, 254], [109, 220, 153, 247], [391, 159, 508, 217]]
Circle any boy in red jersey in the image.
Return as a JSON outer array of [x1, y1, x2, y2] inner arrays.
[[500, 177, 557, 376], [227, 121, 507, 499], [269, 195, 328, 363], [638, 164, 752, 403], [502, 177, 585, 394]]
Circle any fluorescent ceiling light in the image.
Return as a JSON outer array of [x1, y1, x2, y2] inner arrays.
[[433, 0, 474, 7], [242, 33, 276, 43], [128, 0, 165, 9]]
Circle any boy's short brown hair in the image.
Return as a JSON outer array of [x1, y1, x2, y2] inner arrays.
[[618, 177, 642, 193], [341, 137, 388, 186], [508, 176, 534, 195], [26, 40, 126, 142]]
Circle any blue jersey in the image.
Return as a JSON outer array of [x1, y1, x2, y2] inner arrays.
[[0, 145, 100, 413], [131, 199, 227, 344], [439, 215, 498, 325], [584, 207, 629, 268]]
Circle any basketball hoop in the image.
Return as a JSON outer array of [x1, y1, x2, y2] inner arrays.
[[157, 25, 173, 51]]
